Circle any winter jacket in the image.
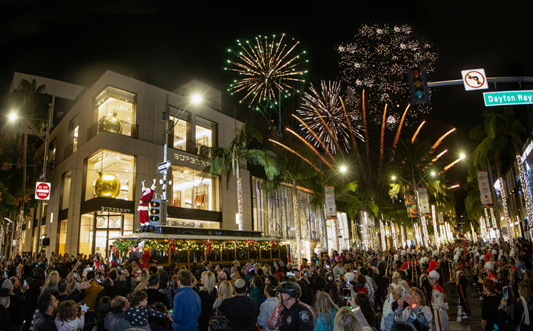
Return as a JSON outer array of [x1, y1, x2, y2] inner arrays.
[[248, 286, 265, 309]]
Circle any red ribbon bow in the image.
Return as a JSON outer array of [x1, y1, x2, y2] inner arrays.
[[205, 240, 212, 254], [167, 239, 176, 255]]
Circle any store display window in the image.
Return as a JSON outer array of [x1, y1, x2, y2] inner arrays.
[[95, 87, 136, 137], [85, 149, 135, 201], [171, 166, 218, 211], [170, 112, 191, 152], [195, 117, 217, 154], [58, 219, 67, 255], [79, 212, 133, 257]]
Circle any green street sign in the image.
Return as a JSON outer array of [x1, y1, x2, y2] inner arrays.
[[483, 90, 533, 107]]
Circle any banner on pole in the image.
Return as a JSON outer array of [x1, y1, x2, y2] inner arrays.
[[438, 211, 444, 225], [418, 187, 431, 217], [325, 185, 336, 217], [404, 188, 418, 218], [477, 170, 494, 205]]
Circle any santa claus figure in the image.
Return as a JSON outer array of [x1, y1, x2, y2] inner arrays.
[[138, 179, 156, 229]]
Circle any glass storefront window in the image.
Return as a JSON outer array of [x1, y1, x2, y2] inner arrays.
[[237, 247, 247, 260], [170, 113, 191, 152], [58, 219, 67, 255], [85, 150, 135, 201], [124, 215, 133, 235], [95, 87, 136, 137], [189, 249, 204, 263], [80, 214, 93, 256], [171, 166, 218, 211], [222, 249, 235, 261], [195, 117, 217, 154], [61, 171, 71, 210], [171, 250, 187, 264]]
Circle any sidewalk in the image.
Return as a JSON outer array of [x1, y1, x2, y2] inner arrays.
[[443, 270, 482, 331]]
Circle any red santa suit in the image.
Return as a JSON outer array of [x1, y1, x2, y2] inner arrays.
[[138, 181, 156, 227]]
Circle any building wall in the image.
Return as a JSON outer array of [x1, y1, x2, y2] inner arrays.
[[17, 71, 250, 256]]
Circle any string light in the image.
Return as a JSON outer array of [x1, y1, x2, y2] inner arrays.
[[337, 24, 437, 125], [293, 189, 301, 264], [380, 220, 386, 249], [431, 204, 439, 246], [237, 178, 244, 230], [391, 222, 397, 249], [421, 217, 429, 247], [516, 155, 533, 230], [496, 178, 513, 240]]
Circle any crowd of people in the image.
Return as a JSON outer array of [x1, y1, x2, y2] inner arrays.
[[0, 238, 532, 331]]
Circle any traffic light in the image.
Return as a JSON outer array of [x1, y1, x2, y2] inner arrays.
[[407, 66, 430, 105], [149, 199, 161, 223]]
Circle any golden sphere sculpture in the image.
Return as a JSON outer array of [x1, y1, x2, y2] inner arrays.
[[99, 108, 123, 134], [94, 170, 121, 198]]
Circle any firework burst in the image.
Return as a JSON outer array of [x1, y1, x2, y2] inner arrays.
[[337, 24, 438, 125], [297, 81, 363, 154], [226, 34, 307, 107]]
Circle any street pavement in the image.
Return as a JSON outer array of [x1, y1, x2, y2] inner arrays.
[[443, 269, 482, 331]]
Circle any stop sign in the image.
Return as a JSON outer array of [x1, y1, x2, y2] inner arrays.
[[35, 182, 51, 200]]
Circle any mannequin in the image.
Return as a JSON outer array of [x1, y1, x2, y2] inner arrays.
[[138, 179, 156, 229]]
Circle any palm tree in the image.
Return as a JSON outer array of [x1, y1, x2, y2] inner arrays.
[[200, 123, 279, 230]]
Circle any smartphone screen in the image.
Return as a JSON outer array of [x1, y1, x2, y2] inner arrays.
[[24, 280, 27, 287], [342, 288, 351, 306], [503, 286, 509, 300]]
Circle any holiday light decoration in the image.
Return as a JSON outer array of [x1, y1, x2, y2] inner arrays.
[[496, 178, 513, 239], [431, 204, 439, 246], [293, 188, 301, 264], [516, 155, 533, 229], [421, 217, 429, 247], [391, 222, 397, 248], [337, 24, 437, 124], [411, 121, 425, 143], [401, 224, 406, 247], [237, 178, 244, 230], [226, 34, 307, 106], [479, 216, 487, 239], [363, 211, 369, 250], [380, 220, 386, 249], [490, 207, 497, 230], [297, 81, 363, 154]]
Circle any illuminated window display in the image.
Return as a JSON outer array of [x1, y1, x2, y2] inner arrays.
[[171, 113, 191, 152], [58, 219, 67, 255], [85, 150, 135, 201], [166, 218, 220, 229], [171, 166, 218, 211], [95, 87, 136, 137], [61, 171, 71, 210], [195, 117, 216, 154], [80, 212, 133, 257]]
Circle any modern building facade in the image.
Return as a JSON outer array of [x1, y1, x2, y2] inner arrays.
[[10, 71, 253, 257]]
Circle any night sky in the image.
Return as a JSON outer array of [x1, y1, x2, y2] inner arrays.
[[3, 1, 533, 218]]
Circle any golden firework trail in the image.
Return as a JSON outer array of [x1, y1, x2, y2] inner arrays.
[[362, 90, 371, 169], [292, 114, 336, 163], [441, 156, 463, 173], [310, 105, 344, 156], [431, 128, 456, 153], [432, 150, 448, 162], [340, 96, 365, 178], [286, 128, 334, 171], [411, 121, 425, 144], [269, 139, 322, 173], [393, 104, 411, 150], [378, 104, 388, 180]]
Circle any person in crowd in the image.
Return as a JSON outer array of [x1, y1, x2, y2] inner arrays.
[[198, 271, 217, 331], [482, 277, 501, 331], [334, 306, 372, 331], [428, 270, 448, 331], [3, 278, 29, 331], [125, 290, 171, 328], [41, 271, 61, 294], [257, 284, 279, 331], [158, 271, 174, 310], [514, 282, 533, 331], [249, 275, 265, 308], [0, 288, 12, 331], [149, 302, 172, 331], [381, 285, 402, 331], [172, 269, 201, 331], [218, 278, 258, 331], [35, 292, 59, 331], [271, 281, 313, 331], [454, 261, 471, 319], [104, 296, 133, 331], [393, 287, 432, 331], [85, 271, 104, 323], [355, 292, 376, 329], [313, 292, 339, 331], [94, 296, 111, 331], [208, 316, 233, 331], [213, 280, 233, 313], [54, 300, 84, 331], [146, 274, 166, 307]]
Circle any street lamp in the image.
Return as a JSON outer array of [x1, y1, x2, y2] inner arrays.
[[8, 103, 53, 255], [339, 166, 347, 173], [162, 94, 202, 226]]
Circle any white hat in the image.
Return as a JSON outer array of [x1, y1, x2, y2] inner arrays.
[[429, 270, 440, 280], [432, 251, 439, 257], [345, 272, 355, 282], [484, 262, 494, 271]]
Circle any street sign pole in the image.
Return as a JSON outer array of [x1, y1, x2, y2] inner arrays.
[[34, 103, 53, 255]]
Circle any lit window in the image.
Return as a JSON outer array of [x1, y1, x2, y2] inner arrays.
[[95, 87, 136, 137], [195, 117, 217, 154], [61, 171, 71, 210], [85, 150, 135, 201], [171, 112, 191, 152], [172, 166, 218, 211]]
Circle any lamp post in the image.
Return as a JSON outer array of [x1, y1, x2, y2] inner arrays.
[[9, 102, 53, 255], [162, 94, 202, 226]]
